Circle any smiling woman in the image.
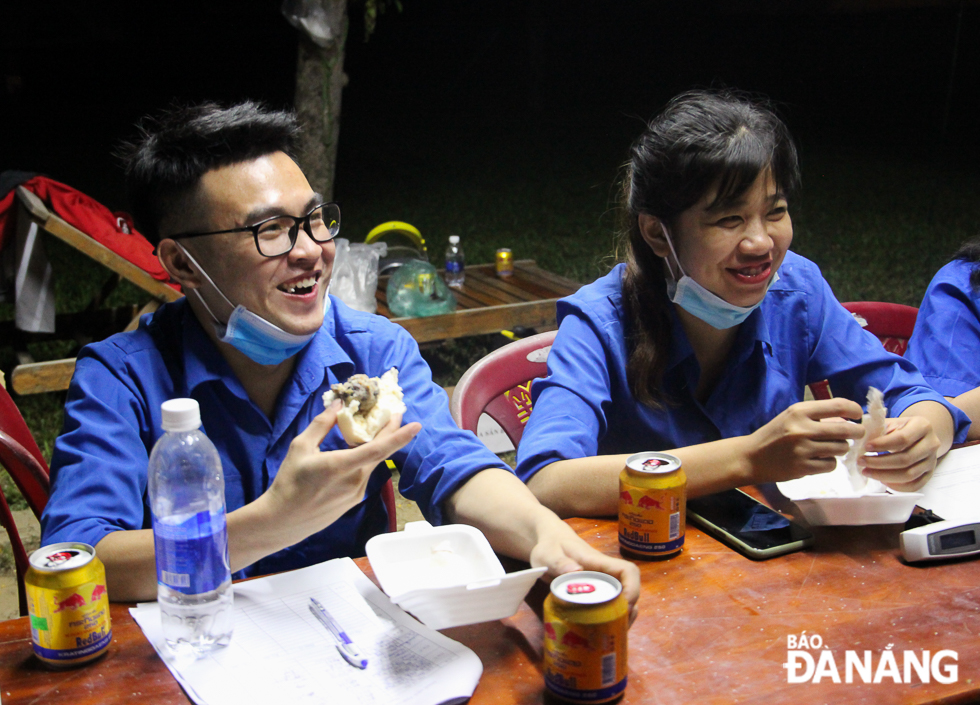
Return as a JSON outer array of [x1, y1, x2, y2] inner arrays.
[[513, 88, 970, 520]]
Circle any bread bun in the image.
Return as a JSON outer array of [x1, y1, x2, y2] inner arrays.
[[322, 368, 407, 446]]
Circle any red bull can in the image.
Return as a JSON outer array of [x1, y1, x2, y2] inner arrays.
[[543, 571, 628, 703], [415, 269, 436, 296], [619, 451, 686, 559], [26, 542, 112, 667], [495, 248, 514, 277]]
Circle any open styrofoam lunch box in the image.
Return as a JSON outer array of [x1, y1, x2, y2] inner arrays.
[[365, 521, 546, 630], [776, 459, 923, 526]]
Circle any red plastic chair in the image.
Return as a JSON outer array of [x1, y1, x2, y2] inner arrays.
[[381, 477, 397, 533], [450, 330, 557, 444], [0, 384, 52, 615], [809, 301, 919, 400]]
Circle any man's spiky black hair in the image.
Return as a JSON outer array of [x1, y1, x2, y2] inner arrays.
[[117, 101, 301, 244]]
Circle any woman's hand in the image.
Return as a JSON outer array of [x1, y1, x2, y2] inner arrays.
[[860, 415, 940, 491], [528, 519, 641, 625], [743, 399, 865, 484]]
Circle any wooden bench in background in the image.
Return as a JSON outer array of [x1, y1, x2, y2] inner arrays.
[[7, 187, 183, 395]]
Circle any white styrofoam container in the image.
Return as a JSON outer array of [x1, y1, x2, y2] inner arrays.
[[366, 521, 546, 630], [777, 460, 922, 526]]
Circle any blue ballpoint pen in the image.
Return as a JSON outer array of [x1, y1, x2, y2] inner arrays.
[[309, 597, 369, 669]]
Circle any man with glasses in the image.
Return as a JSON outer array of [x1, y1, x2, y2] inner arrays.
[[40, 101, 640, 612]]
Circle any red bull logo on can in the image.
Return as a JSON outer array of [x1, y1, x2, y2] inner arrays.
[[53, 592, 87, 613], [637, 495, 665, 510], [561, 630, 593, 650]]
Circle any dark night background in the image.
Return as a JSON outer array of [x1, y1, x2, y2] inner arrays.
[[2, 0, 979, 255]]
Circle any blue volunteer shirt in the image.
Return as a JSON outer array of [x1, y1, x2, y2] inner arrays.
[[516, 252, 969, 480], [906, 259, 980, 397], [41, 296, 508, 579]]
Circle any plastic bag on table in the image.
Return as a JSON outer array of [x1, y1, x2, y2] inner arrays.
[[386, 260, 457, 318], [328, 238, 386, 313]]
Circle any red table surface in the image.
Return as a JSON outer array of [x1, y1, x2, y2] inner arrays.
[[1, 513, 978, 705]]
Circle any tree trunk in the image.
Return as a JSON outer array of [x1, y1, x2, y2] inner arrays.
[[293, 0, 349, 201]]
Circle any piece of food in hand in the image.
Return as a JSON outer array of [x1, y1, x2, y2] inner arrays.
[[323, 368, 407, 445], [843, 387, 887, 492]]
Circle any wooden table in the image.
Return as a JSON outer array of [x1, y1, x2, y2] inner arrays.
[[377, 260, 581, 344], [2, 513, 978, 705]]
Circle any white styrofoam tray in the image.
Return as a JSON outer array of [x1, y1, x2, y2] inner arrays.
[[366, 521, 546, 630], [776, 459, 922, 526]]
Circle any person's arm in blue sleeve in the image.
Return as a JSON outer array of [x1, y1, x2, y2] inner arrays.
[[906, 261, 980, 441], [96, 400, 421, 602], [42, 354, 158, 551], [806, 272, 966, 490], [378, 325, 511, 522], [374, 323, 642, 617], [49, 346, 422, 602], [513, 305, 856, 515]]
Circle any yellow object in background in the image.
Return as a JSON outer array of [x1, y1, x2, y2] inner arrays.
[[365, 221, 427, 258]]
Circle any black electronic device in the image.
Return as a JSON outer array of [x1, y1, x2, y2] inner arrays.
[[687, 489, 814, 560]]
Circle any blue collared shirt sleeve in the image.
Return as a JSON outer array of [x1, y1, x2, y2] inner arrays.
[[339, 314, 512, 525], [515, 299, 615, 482], [795, 259, 969, 441], [515, 255, 970, 483], [41, 345, 162, 549], [906, 259, 980, 398]]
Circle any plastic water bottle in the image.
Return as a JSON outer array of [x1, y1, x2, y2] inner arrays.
[[148, 398, 233, 656], [445, 235, 465, 288]]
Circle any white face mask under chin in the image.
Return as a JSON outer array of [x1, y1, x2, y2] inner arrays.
[[660, 223, 778, 330]]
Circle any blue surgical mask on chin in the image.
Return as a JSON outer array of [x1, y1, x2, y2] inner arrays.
[[178, 246, 326, 366], [660, 224, 778, 330]]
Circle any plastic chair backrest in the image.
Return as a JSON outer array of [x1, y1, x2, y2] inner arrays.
[[0, 385, 51, 616], [450, 330, 557, 445], [842, 301, 918, 356], [0, 385, 50, 518], [808, 301, 919, 401], [0, 475, 31, 616]]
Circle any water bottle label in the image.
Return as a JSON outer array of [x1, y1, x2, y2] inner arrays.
[[153, 510, 230, 595], [446, 261, 464, 274]]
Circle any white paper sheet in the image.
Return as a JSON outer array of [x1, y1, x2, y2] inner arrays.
[[130, 557, 483, 705], [918, 443, 980, 522]]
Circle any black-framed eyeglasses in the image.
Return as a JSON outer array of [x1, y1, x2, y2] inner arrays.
[[170, 202, 341, 257]]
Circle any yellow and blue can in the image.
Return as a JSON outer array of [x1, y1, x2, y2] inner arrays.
[[619, 451, 686, 559], [543, 571, 628, 703], [26, 542, 112, 667]]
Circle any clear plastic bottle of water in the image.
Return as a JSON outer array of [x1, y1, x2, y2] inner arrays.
[[445, 234, 465, 288], [148, 398, 233, 656]]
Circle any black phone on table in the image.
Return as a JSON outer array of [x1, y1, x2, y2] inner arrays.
[[687, 488, 814, 560]]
